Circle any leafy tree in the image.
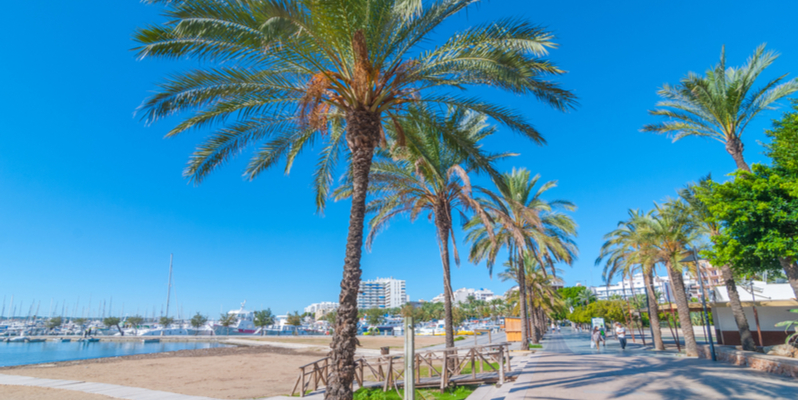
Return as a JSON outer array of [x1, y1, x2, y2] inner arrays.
[[104, 317, 124, 336], [699, 104, 798, 298], [159, 316, 175, 329], [126, 315, 144, 335], [46, 316, 63, 331], [324, 311, 337, 326], [72, 318, 86, 328], [642, 45, 797, 171], [134, 2, 575, 398], [364, 308, 384, 326], [219, 313, 236, 335], [254, 309, 275, 335], [190, 312, 208, 335], [337, 107, 501, 352], [700, 167, 798, 297], [764, 100, 798, 184], [287, 311, 303, 335]]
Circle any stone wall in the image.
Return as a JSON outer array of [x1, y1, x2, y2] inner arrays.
[[698, 344, 798, 379]]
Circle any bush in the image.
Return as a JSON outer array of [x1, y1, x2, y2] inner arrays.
[[454, 336, 465, 341]]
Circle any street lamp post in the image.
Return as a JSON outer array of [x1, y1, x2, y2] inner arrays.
[[683, 248, 716, 362]]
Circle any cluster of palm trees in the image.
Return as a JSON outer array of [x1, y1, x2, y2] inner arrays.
[[598, 44, 797, 357], [134, 1, 578, 398]]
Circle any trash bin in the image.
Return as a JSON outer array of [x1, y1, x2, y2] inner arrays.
[[380, 346, 390, 355]]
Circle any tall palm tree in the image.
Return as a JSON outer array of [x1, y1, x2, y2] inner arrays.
[[335, 107, 503, 351], [498, 252, 560, 342], [133, 1, 575, 398], [679, 177, 756, 350], [643, 44, 797, 172], [596, 210, 661, 348], [639, 202, 702, 357], [466, 169, 578, 349]]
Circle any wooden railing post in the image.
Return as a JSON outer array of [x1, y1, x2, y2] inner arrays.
[[498, 351, 505, 386], [440, 352, 448, 392]]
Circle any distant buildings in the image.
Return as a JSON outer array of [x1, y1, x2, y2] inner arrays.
[[431, 288, 496, 304], [590, 273, 669, 303], [304, 302, 339, 315], [357, 277, 408, 309], [590, 263, 726, 304]]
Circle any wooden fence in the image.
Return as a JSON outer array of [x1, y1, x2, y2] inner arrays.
[[292, 343, 512, 397]]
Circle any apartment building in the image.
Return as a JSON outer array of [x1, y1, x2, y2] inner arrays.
[[357, 277, 408, 309], [431, 287, 496, 304]]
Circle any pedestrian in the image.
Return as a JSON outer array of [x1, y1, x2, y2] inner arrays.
[[591, 326, 605, 350], [551, 322, 556, 334], [557, 324, 561, 333], [615, 322, 627, 350]]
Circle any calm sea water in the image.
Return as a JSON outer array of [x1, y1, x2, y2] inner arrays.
[[0, 340, 228, 367]]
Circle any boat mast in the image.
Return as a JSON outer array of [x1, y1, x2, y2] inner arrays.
[[165, 254, 173, 319]]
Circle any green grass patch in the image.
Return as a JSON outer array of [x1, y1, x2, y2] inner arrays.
[[354, 385, 476, 400], [529, 344, 542, 349], [454, 336, 465, 342]]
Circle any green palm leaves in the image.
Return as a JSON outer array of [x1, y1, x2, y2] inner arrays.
[[467, 169, 578, 275], [642, 44, 797, 171], [134, 0, 575, 210]]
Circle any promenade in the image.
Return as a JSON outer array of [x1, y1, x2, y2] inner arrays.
[[514, 330, 797, 399]]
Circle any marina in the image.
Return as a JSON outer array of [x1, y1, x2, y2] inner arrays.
[[0, 339, 228, 367]]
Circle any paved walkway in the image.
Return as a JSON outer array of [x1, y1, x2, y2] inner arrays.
[[510, 330, 797, 399], [0, 374, 218, 400]]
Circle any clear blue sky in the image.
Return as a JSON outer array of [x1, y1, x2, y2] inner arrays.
[[0, 1, 796, 319]]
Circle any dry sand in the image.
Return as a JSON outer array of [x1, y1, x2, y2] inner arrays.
[[0, 385, 116, 400], [0, 345, 329, 399], [246, 335, 445, 350]]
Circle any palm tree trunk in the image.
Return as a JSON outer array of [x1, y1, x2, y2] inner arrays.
[[725, 136, 751, 172], [665, 262, 698, 357], [327, 110, 379, 400], [629, 276, 645, 345], [778, 257, 798, 298], [516, 254, 530, 350], [434, 207, 455, 350], [528, 290, 539, 344], [643, 269, 664, 350], [720, 265, 756, 350]]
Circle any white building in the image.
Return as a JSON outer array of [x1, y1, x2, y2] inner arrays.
[[591, 272, 709, 304], [304, 302, 339, 314], [711, 281, 797, 346], [357, 277, 408, 309], [432, 288, 496, 304]]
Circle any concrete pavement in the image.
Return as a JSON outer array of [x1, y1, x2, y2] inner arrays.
[[514, 330, 797, 399]]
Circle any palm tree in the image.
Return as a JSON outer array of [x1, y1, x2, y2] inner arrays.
[[596, 210, 659, 347], [643, 45, 797, 172], [638, 202, 702, 357], [500, 253, 565, 340], [254, 309, 275, 336], [679, 177, 756, 350], [134, 2, 575, 397], [334, 107, 503, 351], [467, 169, 578, 349]]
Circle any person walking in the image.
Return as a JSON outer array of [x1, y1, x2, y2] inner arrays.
[[591, 326, 605, 350], [615, 322, 627, 350], [551, 322, 556, 334]]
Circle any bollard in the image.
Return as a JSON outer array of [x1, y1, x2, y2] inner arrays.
[[404, 316, 415, 400]]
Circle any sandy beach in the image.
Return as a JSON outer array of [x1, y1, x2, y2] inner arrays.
[[0, 337, 445, 399], [0, 344, 327, 399]]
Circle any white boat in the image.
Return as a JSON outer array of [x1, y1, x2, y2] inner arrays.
[[212, 301, 257, 335]]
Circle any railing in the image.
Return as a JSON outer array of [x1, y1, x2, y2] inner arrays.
[[292, 343, 512, 397]]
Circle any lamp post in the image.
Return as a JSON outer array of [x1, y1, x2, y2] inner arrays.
[[681, 248, 716, 361]]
